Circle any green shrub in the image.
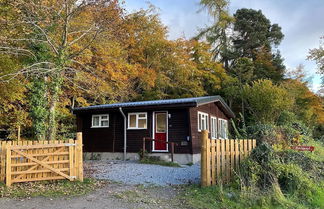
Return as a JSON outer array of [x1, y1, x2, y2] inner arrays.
[[237, 141, 324, 207]]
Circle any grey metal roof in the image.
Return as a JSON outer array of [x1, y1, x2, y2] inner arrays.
[[73, 96, 235, 118]]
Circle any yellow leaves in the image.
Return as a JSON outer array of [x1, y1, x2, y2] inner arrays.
[[281, 79, 324, 125]]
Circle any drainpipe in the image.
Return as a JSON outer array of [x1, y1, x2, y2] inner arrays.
[[119, 107, 127, 160]]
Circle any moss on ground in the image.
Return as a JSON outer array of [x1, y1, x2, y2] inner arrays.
[[139, 157, 181, 167], [0, 178, 105, 198]]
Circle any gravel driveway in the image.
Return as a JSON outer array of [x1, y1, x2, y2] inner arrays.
[[85, 160, 200, 186]]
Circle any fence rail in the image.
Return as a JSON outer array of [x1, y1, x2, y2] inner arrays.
[[142, 137, 178, 162], [201, 130, 256, 186], [0, 132, 83, 186]]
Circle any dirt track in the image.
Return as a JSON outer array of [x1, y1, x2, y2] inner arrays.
[[0, 183, 188, 209]]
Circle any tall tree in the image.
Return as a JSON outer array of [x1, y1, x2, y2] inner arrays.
[[232, 9, 285, 82], [0, 0, 124, 140], [198, 0, 235, 70], [233, 9, 284, 59]]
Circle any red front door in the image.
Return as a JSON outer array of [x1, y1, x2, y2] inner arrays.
[[154, 112, 167, 151]]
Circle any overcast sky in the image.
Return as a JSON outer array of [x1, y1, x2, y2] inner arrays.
[[124, 0, 324, 92]]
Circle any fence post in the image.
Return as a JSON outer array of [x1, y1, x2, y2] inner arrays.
[[0, 142, 6, 182], [171, 142, 174, 162], [142, 137, 145, 158], [6, 143, 11, 187], [201, 130, 209, 187], [76, 132, 83, 182], [69, 139, 75, 181]]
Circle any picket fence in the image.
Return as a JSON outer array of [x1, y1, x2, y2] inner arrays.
[[200, 130, 256, 186], [0, 132, 83, 186]]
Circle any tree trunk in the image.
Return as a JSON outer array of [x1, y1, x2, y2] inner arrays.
[[47, 76, 62, 141], [48, 95, 58, 141]]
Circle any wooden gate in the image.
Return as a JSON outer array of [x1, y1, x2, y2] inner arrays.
[[200, 130, 256, 186], [0, 133, 83, 186]]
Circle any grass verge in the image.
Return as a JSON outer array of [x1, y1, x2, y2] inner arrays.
[[139, 157, 180, 167], [179, 183, 324, 209], [0, 178, 105, 198]]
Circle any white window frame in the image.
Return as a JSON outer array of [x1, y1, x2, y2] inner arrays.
[[91, 114, 109, 128], [218, 118, 228, 139], [127, 112, 147, 130], [210, 116, 217, 139], [198, 111, 209, 132]]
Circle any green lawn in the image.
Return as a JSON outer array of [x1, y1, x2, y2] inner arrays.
[[179, 183, 324, 209]]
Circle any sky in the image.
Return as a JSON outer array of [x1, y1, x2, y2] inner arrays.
[[124, 0, 324, 92]]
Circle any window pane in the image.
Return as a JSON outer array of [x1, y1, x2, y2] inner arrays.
[[138, 119, 147, 128], [92, 116, 99, 126], [202, 118, 205, 130], [129, 115, 136, 128], [156, 113, 166, 132], [101, 115, 108, 120], [138, 113, 146, 118], [211, 119, 213, 136], [211, 118, 216, 138], [205, 117, 208, 130], [101, 120, 109, 127], [198, 114, 201, 130], [224, 121, 228, 139]]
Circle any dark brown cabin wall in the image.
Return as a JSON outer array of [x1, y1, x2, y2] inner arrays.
[[167, 109, 191, 154], [76, 116, 83, 132], [112, 113, 125, 152], [189, 102, 230, 154], [80, 111, 118, 152]]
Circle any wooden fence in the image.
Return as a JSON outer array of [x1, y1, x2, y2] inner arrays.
[[201, 130, 256, 186], [0, 132, 83, 186]]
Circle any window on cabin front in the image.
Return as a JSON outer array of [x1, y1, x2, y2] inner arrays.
[[91, 114, 109, 128], [210, 116, 217, 139], [128, 112, 147, 129], [198, 111, 209, 132], [218, 118, 228, 139]]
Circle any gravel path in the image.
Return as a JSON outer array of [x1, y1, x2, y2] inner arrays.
[[85, 160, 200, 186]]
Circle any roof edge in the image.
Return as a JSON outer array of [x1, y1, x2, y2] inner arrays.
[[196, 96, 235, 118]]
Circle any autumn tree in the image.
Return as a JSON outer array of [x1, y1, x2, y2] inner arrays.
[[198, 0, 235, 70], [123, 8, 207, 100], [0, 55, 28, 140], [191, 40, 230, 96], [243, 79, 293, 124], [0, 0, 124, 139], [281, 65, 324, 127]]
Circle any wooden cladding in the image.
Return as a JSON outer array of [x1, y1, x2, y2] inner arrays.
[[0, 132, 83, 187], [201, 130, 256, 186]]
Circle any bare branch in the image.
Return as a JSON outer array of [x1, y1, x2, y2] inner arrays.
[[28, 21, 59, 55], [68, 24, 98, 46], [0, 46, 37, 58], [0, 62, 56, 82], [69, 29, 101, 59]]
